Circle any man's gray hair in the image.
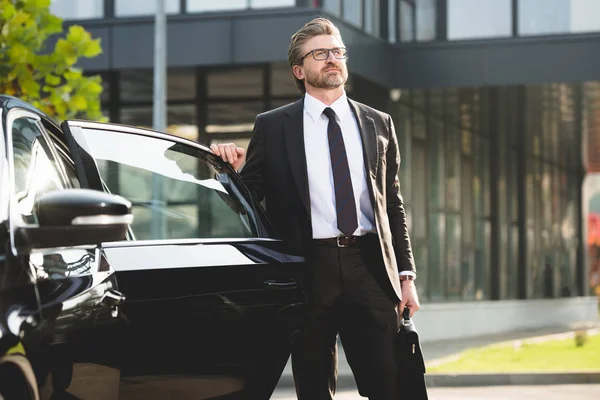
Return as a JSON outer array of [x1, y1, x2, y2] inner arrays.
[[287, 18, 344, 93]]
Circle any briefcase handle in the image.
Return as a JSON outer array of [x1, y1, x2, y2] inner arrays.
[[402, 307, 412, 326]]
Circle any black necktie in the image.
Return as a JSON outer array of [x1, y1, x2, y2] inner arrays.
[[323, 107, 358, 237]]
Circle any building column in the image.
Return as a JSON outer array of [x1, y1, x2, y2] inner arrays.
[[516, 85, 528, 299], [575, 83, 586, 296], [489, 88, 501, 300]]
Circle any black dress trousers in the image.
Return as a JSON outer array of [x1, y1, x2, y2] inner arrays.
[[291, 234, 399, 400]]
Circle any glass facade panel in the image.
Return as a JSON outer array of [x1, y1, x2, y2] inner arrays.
[[384, 83, 582, 302], [343, 0, 363, 27], [448, 0, 512, 40], [388, 0, 397, 42], [412, 108, 426, 140], [521, 83, 582, 298], [412, 141, 428, 239], [115, 0, 180, 16], [429, 118, 445, 209], [251, 0, 295, 8], [416, 0, 436, 41], [119, 104, 196, 132], [445, 126, 461, 211], [475, 219, 491, 299], [207, 102, 264, 134], [364, 0, 380, 36], [399, 1, 415, 42], [446, 214, 462, 299], [461, 157, 475, 300], [207, 68, 263, 98], [50, 0, 103, 19], [396, 103, 412, 205], [120, 69, 196, 102], [187, 0, 245, 12], [323, 0, 341, 15], [413, 245, 429, 300], [429, 212, 445, 300], [519, 0, 600, 36], [271, 63, 298, 96]]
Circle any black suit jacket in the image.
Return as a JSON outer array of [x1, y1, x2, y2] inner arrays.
[[240, 97, 415, 301]]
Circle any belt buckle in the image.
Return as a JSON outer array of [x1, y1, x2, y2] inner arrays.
[[336, 235, 349, 248]]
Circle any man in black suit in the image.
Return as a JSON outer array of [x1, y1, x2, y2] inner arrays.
[[211, 17, 420, 400]]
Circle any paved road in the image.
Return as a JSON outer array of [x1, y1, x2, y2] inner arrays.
[[271, 384, 600, 400]]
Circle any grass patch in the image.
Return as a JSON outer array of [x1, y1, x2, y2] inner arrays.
[[428, 332, 600, 373]]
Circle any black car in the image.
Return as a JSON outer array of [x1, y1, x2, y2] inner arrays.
[[0, 95, 306, 399]]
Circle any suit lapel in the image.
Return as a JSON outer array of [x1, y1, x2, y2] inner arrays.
[[283, 98, 311, 216], [348, 99, 378, 191]]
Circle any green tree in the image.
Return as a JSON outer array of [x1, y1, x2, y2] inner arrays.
[[0, 0, 104, 121]]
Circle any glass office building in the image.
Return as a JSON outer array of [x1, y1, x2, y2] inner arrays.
[[51, 1, 600, 332]]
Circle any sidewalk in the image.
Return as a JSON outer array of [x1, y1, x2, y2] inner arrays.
[[272, 384, 600, 400], [276, 321, 600, 389]]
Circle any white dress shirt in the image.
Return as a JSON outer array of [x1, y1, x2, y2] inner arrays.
[[303, 92, 376, 239]]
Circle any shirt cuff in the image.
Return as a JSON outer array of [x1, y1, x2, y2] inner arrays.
[[399, 271, 416, 278]]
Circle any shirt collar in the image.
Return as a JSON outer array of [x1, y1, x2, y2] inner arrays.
[[304, 91, 350, 122]]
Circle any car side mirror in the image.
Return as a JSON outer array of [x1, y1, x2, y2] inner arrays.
[[14, 189, 133, 252]]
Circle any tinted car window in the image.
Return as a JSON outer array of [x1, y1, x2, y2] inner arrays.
[[11, 117, 65, 224], [77, 129, 259, 240], [43, 123, 81, 189]]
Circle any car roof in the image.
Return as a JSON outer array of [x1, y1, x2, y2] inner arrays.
[[0, 94, 61, 130]]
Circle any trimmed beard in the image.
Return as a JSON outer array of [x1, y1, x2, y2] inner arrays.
[[305, 65, 348, 90]]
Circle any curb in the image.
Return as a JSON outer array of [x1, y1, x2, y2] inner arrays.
[[278, 371, 600, 389], [425, 372, 600, 387]]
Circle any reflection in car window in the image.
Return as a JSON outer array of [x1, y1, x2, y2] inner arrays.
[[11, 118, 65, 224], [30, 249, 95, 279], [43, 125, 81, 189], [79, 129, 259, 240]]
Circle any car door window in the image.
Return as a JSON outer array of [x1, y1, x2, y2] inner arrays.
[[71, 128, 263, 241], [11, 117, 97, 280], [43, 124, 82, 189], [11, 117, 66, 224]]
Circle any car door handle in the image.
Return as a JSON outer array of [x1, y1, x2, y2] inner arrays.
[[263, 279, 298, 290], [102, 289, 126, 308]]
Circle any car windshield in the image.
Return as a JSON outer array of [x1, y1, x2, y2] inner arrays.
[[74, 128, 261, 241]]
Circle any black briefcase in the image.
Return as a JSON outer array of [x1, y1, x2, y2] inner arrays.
[[395, 308, 429, 399]]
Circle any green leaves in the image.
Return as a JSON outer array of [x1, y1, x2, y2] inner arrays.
[[0, 0, 105, 121]]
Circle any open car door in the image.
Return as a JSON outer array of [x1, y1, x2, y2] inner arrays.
[[61, 120, 306, 399]]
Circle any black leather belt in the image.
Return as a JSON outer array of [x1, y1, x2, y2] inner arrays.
[[314, 235, 360, 248]]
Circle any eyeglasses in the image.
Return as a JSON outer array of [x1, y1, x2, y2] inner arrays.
[[302, 47, 348, 61]]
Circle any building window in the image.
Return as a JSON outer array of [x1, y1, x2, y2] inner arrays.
[[388, 0, 397, 42], [271, 63, 299, 97], [207, 102, 264, 134], [50, 0, 104, 20], [399, 1, 414, 41], [187, 0, 246, 12], [416, 0, 436, 41], [519, 0, 600, 36], [364, 0, 380, 36], [115, 0, 180, 17], [119, 69, 196, 103], [251, 0, 295, 8], [188, 0, 293, 11], [343, 0, 363, 27], [448, 0, 512, 40], [120, 105, 196, 136], [397, 0, 436, 42], [207, 68, 264, 98], [323, 0, 341, 15]]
